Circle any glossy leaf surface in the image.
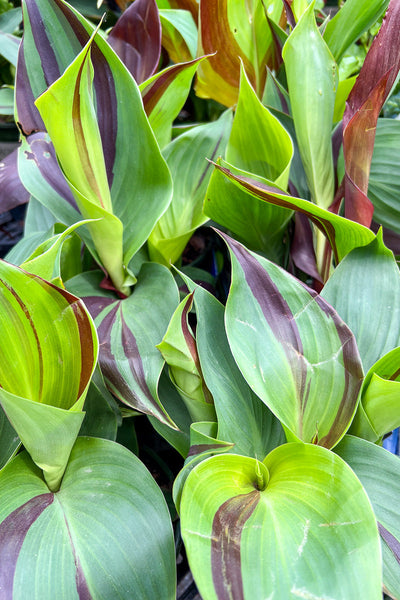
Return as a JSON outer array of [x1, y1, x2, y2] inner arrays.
[[0, 437, 176, 599], [222, 233, 363, 448], [180, 444, 381, 600]]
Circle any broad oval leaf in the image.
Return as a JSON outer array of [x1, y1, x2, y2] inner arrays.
[[0, 437, 176, 599], [180, 444, 382, 600], [222, 233, 363, 449], [335, 434, 400, 599]]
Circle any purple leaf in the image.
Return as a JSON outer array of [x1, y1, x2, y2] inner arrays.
[[108, 0, 161, 84], [0, 149, 30, 214]]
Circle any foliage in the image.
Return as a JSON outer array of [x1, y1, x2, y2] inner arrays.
[[0, 0, 400, 598]]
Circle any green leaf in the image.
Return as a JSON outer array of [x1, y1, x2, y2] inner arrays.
[[148, 109, 232, 265], [0, 437, 176, 599], [222, 233, 364, 449], [0, 31, 19, 66], [0, 260, 98, 490], [157, 293, 216, 423], [322, 231, 400, 372], [282, 1, 337, 211], [0, 85, 14, 116], [182, 274, 285, 460], [79, 365, 122, 441], [369, 118, 400, 234], [180, 444, 382, 599], [212, 160, 375, 264], [0, 407, 19, 471], [159, 8, 197, 62], [324, 0, 389, 63], [69, 263, 180, 428], [140, 56, 204, 148], [335, 434, 400, 599]]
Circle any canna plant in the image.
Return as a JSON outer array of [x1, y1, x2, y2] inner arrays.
[[0, 0, 400, 599]]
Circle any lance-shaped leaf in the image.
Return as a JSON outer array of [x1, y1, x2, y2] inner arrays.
[[282, 2, 337, 211], [195, 0, 285, 106], [182, 275, 285, 460], [157, 292, 216, 423], [0, 148, 30, 215], [0, 436, 176, 599], [0, 408, 19, 471], [159, 8, 197, 63], [140, 56, 204, 148], [342, 0, 400, 227], [205, 67, 293, 263], [19, 0, 173, 280], [322, 231, 400, 372], [180, 444, 382, 600], [0, 31, 19, 67], [211, 160, 375, 264], [335, 435, 400, 599], [108, 0, 161, 84], [148, 109, 232, 265], [35, 36, 131, 295], [369, 118, 400, 234], [0, 260, 98, 490], [324, 0, 389, 63], [68, 263, 180, 428], [222, 233, 364, 449], [349, 347, 400, 442]]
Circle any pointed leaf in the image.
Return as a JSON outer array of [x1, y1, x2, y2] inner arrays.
[[108, 0, 161, 84], [222, 233, 364, 449], [0, 148, 30, 214], [282, 2, 337, 210], [159, 8, 197, 62], [180, 444, 382, 600], [0, 437, 176, 599]]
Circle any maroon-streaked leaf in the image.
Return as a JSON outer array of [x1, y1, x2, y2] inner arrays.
[[107, 0, 161, 84], [221, 232, 364, 449], [342, 0, 400, 226]]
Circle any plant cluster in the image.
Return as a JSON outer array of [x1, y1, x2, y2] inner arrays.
[[0, 0, 400, 598]]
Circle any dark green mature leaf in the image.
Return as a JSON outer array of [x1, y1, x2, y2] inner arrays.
[[335, 435, 400, 599], [342, 0, 400, 226], [324, 0, 389, 63], [108, 0, 161, 84], [322, 231, 400, 372], [369, 118, 400, 234], [0, 408, 19, 471], [68, 264, 180, 428], [222, 233, 363, 449], [0, 437, 176, 599], [0, 31, 19, 66], [180, 444, 382, 600]]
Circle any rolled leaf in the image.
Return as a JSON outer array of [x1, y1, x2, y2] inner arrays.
[[180, 444, 382, 599], [282, 2, 337, 211], [0, 260, 98, 490], [157, 292, 216, 423], [222, 233, 364, 449], [108, 0, 161, 84], [0, 437, 176, 599]]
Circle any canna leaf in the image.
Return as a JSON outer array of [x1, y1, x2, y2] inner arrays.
[[222, 232, 364, 449], [180, 444, 382, 600], [282, 1, 338, 212], [140, 56, 205, 148], [195, 0, 285, 106], [148, 109, 232, 264], [108, 0, 161, 84], [0, 31, 19, 67], [0, 260, 98, 490], [322, 231, 400, 372], [0, 149, 30, 215], [211, 160, 375, 264], [68, 263, 180, 428], [335, 435, 400, 599], [0, 408, 19, 471], [0, 437, 176, 599], [324, 0, 390, 63], [159, 8, 197, 62], [342, 0, 400, 227], [157, 292, 216, 423]]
